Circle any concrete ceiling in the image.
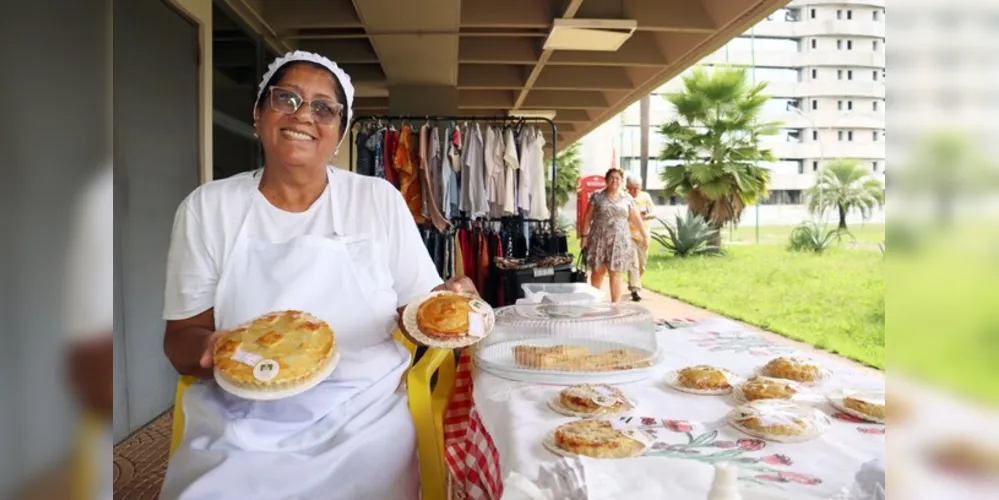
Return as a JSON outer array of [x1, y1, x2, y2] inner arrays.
[[217, 0, 789, 149]]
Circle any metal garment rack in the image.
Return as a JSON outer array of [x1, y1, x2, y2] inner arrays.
[[346, 114, 559, 234]]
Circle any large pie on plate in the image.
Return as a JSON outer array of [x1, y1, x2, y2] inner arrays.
[[213, 310, 337, 392]]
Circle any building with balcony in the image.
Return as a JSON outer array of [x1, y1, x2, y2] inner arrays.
[[577, 0, 886, 226]]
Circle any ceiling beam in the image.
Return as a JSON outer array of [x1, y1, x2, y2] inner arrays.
[[512, 0, 586, 110], [262, 0, 362, 30], [523, 90, 609, 109], [533, 66, 635, 90]]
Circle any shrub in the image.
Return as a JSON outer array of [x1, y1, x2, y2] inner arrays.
[[787, 222, 852, 254], [652, 212, 721, 257]]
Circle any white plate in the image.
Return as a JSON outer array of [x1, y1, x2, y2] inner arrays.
[[727, 399, 831, 443], [541, 429, 650, 459], [826, 388, 886, 424], [663, 368, 742, 395], [400, 291, 495, 349], [475, 338, 664, 385], [546, 394, 636, 419], [214, 352, 340, 401]]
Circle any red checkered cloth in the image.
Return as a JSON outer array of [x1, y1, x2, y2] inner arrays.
[[443, 347, 503, 500]]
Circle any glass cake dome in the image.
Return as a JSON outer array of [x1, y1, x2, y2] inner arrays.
[[475, 303, 662, 385]]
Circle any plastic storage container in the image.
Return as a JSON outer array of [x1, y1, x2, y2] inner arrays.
[[519, 283, 605, 304], [474, 303, 662, 384]]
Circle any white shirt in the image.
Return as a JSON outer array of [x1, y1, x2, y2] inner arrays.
[[66, 166, 113, 341], [163, 169, 443, 321], [502, 128, 520, 215], [526, 131, 550, 220]]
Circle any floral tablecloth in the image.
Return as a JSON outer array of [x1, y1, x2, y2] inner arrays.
[[473, 317, 886, 499]]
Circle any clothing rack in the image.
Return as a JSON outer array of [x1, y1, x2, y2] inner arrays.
[[347, 114, 560, 235]]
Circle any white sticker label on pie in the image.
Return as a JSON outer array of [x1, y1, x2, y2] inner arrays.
[[590, 386, 622, 407], [231, 350, 262, 366], [469, 299, 489, 314], [468, 312, 485, 337], [252, 359, 280, 382]]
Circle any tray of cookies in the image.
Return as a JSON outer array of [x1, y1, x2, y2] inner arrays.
[[213, 310, 340, 401]]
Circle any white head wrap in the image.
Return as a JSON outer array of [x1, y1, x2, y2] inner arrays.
[[255, 50, 355, 149]]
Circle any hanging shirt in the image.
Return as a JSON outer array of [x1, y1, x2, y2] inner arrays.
[[502, 127, 520, 215], [365, 127, 385, 179], [356, 127, 375, 176], [465, 123, 489, 218], [383, 127, 400, 188], [393, 125, 425, 224], [419, 123, 450, 232], [526, 129, 550, 220], [483, 126, 503, 214], [516, 127, 534, 214], [459, 124, 471, 214]]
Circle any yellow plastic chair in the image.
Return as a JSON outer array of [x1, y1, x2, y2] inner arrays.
[[74, 412, 104, 500], [169, 331, 456, 500]]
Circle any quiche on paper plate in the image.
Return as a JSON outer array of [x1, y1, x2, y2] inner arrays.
[[551, 419, 649, 459], [213, 310, 337, 393]]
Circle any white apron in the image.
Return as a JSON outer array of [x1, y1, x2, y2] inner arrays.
[[161, 169, 419, 500]]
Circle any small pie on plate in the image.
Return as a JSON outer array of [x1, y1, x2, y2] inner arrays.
[[763, 357, 824, 383], [416, 293, 476, 338], [214, 310, 337, 392], [552, 419, 647, 458], [729, 400, 829, 442], [676, 365, 732, 391], [741, 376, 799, 401], [558, 384, 632, 415], [844, 395, 886, 420]]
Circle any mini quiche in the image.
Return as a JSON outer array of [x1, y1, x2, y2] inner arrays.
[[213, 310, 336, 392], [553, 419, 647, 458], [558, 384, 632, 415], [676, 365, 732, 391], [741, 376, 800, 401], [763, 357, 824, 383]]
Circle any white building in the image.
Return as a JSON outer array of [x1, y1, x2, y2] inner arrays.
[[578, 0, 887, 226]]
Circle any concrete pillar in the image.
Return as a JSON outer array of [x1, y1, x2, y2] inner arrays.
[[388, 84, 459, 116]]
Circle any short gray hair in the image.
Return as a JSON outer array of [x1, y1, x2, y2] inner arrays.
[[626, 175, 642, 187]]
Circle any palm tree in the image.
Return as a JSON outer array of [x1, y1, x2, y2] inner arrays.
[[546, 141, 582, 220], [806, 159, 885, 230], [658, 65, 779, 247]]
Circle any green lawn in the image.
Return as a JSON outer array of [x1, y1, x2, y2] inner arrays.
[[642, 246, 885, 369], [719, 223, 885, 245]]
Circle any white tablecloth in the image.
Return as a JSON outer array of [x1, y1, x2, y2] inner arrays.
[[474, 318, 886, 499]]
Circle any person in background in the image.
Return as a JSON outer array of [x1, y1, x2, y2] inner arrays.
[[580, 168, 649, 303], [65, 164, 113, 500], [626, 175, 655, 302]]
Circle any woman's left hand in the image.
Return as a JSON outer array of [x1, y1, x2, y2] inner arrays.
[[436, 276, 479, 296]]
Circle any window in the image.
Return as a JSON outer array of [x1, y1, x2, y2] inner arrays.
[[811, 39, 817, 49], [873, 10, 880, 21], [873, 40, 879, 51], [812, 68, 818, 79], [811, 9, 816, 19], [787, 129, 802, 143], [837, 69, 843, 80], [838, 130, 844, 141], [848, 70, 854, 80], [811, 99, 818, 110], [838, 100, 844, 110], [847, 40, 853, 50], [873, 130, 878, 141], [872, 161, 879, 172], [873, 100, 879, 111], [812, 161, 819, 171], [766, 8, 800, 22], [837, 10, 842, 20], [748, 67, 801, 82], [798, 162, 805, 174], [812, 130, 818, 140], [848, 100, 853, 110], [762, 98, 801, 114], [873, 70, 879, 81], [848, 131, 854, 141], [837, 40, 843, 49], [847, 10, 853, 20]]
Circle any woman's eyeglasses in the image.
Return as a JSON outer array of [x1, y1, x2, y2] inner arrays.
[[268, 86, 344, 125]]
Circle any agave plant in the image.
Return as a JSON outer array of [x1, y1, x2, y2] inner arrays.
[[651, 212, 721, 257], [787, 222, 853, 254]]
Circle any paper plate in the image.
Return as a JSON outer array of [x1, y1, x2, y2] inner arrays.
[[663, 368, 742, 395], [826, 388, 886, 424], [214, 352, 340, 401], [727, 399, 831, 443], [546, 393, 636, 419], [400, 291, 495, 349], [541, 428, 650, 459]]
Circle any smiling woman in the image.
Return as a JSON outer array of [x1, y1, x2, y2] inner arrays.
[[159, 51, 453, 500]]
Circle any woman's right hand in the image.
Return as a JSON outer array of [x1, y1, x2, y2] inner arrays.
[[196, 330, 229, 377]]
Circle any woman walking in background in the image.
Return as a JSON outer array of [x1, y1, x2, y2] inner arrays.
[[580, 168, 650, 303]]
